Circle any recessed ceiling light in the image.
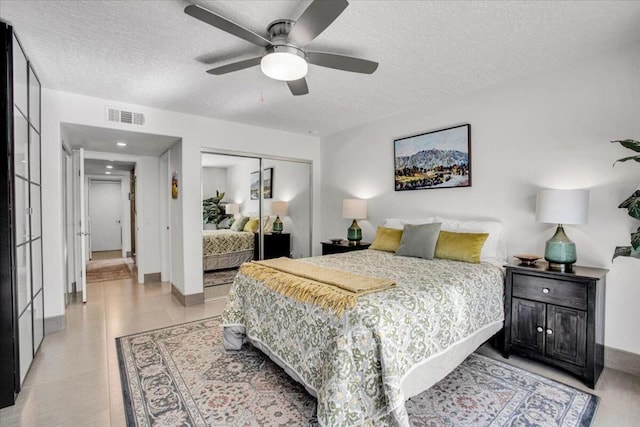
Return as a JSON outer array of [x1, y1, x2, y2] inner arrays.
[[105, 171, 112, 175], [116, 141, 127, 147], [106, 165, 113, 169]]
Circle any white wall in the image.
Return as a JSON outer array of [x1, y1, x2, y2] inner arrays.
[[321, 42, 640, 355], [42, 89, 321, 318], [202, 167, 228, 200]]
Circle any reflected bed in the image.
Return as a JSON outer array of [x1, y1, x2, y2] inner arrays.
[[202, 229, 254, 271]]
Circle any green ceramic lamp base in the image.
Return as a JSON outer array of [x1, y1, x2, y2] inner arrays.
[[347, 219, 362, 245], [272, 215, 283, 233], [544, 224, 576, 272]]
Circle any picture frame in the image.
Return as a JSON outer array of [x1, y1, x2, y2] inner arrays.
[[250, 167, 273, 200], [394, 124, 471, 191]]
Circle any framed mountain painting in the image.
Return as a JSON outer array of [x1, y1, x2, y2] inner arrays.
[[394, 124, 471, 191]]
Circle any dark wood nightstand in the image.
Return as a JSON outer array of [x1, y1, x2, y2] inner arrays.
[[254, 233, 291, 259], [321, 240, 371, 255], [503, 262, 608, 388]]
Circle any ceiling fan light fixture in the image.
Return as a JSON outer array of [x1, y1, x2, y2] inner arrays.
[[261, 46, 308, 81]]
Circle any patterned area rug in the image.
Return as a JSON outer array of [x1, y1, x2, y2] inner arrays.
[[116, 317, 598, 427], [86, 258, 133, 283], [203, 268, 238, 288]]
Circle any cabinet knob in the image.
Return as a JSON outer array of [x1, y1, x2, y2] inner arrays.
[[542, 288, 550, 294], [546, 329, 553, 335], [536, 326, 543, 333]]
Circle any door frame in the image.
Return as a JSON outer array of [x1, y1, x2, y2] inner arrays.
[[159, 150, 171, 282], [87, 177, 125, 255], [74, 151, 143, 284]]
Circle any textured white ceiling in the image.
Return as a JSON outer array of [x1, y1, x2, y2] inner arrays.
[[2, 0, 640, 138]]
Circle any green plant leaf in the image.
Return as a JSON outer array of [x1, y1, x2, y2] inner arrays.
[[613, 154, 640, 166], [611, 139, 640, 153], [619, 190, 640, 219], [613, 246, 632, 261], [632, 227, 640, 251]]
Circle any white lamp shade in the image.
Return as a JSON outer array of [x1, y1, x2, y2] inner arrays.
[[261, 52, 308, 81], [271, 201, 288, 216], [536, 189, 589, 225], [225, 203, 240, 215], [342, 199, 367, 219]]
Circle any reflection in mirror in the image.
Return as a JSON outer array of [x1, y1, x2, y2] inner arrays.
[[264, 159, 312, 259], [201, 153, 260, 298], [201, 152, 313, 300]]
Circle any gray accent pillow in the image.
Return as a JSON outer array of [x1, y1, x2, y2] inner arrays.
[[396, 222, 442, 259], [230, 216, 249, 232]]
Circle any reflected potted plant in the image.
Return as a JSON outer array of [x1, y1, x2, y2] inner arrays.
[[612, 139, 640, 260], [203, 190, 230, 227]]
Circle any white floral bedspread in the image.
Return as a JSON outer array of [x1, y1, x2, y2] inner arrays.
[[222, 250, 505, 426]]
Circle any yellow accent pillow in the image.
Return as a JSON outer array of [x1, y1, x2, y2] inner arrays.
[[369, 226, 404, 252], [434, 231, 489, 263], [244, 218, 260, 233]]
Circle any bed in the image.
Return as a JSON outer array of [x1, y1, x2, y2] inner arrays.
[[222, 249, 505, 426], [202, 229, 254, 271]]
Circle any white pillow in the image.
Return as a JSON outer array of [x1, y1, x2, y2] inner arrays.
[[382, 217, 436, 230], [263, 215, 274, 233], [433, 216, 506, 263]]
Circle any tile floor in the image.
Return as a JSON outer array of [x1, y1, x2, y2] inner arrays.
[[1, 275, 639, 426]]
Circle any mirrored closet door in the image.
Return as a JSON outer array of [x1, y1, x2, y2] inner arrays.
[[201, 152, 312, 294]]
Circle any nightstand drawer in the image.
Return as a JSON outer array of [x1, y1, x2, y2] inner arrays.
[[512, 273, 587, 310]]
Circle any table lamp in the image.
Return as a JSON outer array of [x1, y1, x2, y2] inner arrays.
[[342, 199, 367, 245], [536, 189, 589, 272], [225, 203, 240, 219], [271, 201, 288, 234]]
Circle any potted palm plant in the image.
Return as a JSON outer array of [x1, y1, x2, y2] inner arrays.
[[612, 139, 640, 260], [203, 190, 230, 228]]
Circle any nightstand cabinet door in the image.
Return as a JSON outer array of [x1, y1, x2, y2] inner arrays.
[[255, 233, 291, 260], [546, 305, 587, 367], [511, 298, 545, 354]]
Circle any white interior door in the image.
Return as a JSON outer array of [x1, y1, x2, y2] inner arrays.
[[160, 151, 171, 282], [89, 180, 123, 251], [79, 149, 87, 303]]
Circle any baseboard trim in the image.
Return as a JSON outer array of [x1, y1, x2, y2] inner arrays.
[[605, 345, 640, 377], [44, 315, 65, 334], [171, 283, 204, 307], [144, 272, 161, 283]]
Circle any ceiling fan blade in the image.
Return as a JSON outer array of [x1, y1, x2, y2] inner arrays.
[[287, 78, 309, 96], [206, 57, 262, 75], [307, 51, 378, 74], [287, 0, 349, 46], [184, 4, 271, 48]]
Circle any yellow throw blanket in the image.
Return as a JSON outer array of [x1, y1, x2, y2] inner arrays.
[[239, 257, 396, 315]]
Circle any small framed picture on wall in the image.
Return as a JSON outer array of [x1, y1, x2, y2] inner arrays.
[[250, 167, 273, 200]]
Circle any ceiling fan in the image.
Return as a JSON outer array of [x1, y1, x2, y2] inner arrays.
[[184, 0, 378, 96]]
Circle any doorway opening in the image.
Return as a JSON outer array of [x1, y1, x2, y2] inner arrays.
[[61, 122, 180, 303], [85, 170, 136, 284]]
